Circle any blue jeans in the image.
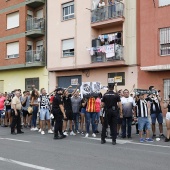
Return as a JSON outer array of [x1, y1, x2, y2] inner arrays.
[[31, 106, 38, 128], [122, 117, 132, 138], [138, 117, 151, 131], [151, 113, 163, 124], [95, 112, 100, 131], [73, 112, 80, 131], [86, 112, 96, 133]]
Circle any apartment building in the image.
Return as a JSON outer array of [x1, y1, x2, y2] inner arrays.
[[137, 0, 170, 100], [47, 0, 137, 92], [0, 0, 48, 93]]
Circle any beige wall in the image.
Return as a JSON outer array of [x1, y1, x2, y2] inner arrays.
[[49, 66, 138, 92], [47, 0, 137, 92], [47, 0, 137, 69]]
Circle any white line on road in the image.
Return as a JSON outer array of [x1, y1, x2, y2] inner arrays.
[[86, 137, 170, 148], [0, 138, 30, 143], [0, 157, 55, 170]]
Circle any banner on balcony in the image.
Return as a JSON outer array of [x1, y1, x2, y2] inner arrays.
[[87, 44, 115, 58]]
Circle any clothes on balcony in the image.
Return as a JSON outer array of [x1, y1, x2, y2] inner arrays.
[[98, 2, 105, 8], [87, 44, 115, 58], [98, 32, 121, 43]]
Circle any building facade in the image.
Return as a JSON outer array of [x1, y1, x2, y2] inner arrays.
[[0, 0, 48, 93], [137, 0, 170, 100], [47, 0, 137, 92]]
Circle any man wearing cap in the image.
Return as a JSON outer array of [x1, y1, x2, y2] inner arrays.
[[135, 93, 153, 142], [53, 88, 67, 139], [101, 83, 123, 145]]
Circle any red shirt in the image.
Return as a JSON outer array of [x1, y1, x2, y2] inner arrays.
[[0, 96, 6, 110], [50, 96, 54, 103]]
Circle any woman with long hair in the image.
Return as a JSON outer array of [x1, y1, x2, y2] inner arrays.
[[30, 89, 39, 131]]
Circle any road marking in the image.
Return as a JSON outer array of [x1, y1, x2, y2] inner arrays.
[[0, 138, 30, 143], [86, 137, 170, 148], [84, 137, 131, 144], [0, 157, 55, 170]]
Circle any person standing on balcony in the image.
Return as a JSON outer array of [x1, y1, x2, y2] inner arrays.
[[98, 0, 106, 21]]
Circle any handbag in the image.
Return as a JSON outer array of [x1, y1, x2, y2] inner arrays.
[[27, 106, 33, 114]]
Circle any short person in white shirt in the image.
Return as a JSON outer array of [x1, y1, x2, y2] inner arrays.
[[39, 88, 54, 135], [121, 89, 136, 138]]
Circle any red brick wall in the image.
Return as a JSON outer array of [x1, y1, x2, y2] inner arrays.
[[0, 1, 45, 67]]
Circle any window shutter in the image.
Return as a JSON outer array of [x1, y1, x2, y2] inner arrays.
[[7, 42, 19, 55], [62, 39, 74, 50], [7, 12, 19, 29]]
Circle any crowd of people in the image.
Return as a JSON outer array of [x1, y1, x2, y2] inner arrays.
[[0, 84, 170, 145]]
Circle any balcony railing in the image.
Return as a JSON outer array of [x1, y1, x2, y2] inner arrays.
[[91, 2, 124, 23], [26, 50, 45, 65], [90, 44, 124, 63], [26, 17, 45, 32]]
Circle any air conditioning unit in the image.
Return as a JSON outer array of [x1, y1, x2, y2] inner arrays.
[[34, 53, 41, 61]]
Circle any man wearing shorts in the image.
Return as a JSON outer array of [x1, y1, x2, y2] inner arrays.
[[39, 88, 54, 135], [135, 93, 153, 143]]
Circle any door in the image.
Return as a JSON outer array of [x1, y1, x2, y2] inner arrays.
[[58, 75, 82, 92], [27, 10, 33, 31], [0, 80, 4, 93], [26, 41, 33, 62]]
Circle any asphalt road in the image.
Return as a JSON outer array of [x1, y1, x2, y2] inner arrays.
[[0, 125, 170, 170]]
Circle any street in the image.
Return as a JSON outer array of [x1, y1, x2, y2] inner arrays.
[[0, 126, 170, 170]]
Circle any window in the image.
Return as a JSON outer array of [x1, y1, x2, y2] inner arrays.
[[160, 28, 170, 56], [164, 79, 170, 100], [62, 1, 74, 20], [62, 39, 74, 57], [7, 12, 19, 29], [159, 0, 170, 6], [6, 42, 19, 59], [25, 78, 39, 91], [108, 72, 125, 86]]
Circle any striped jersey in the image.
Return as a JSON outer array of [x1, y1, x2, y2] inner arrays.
[[136, 99, 149, 118]]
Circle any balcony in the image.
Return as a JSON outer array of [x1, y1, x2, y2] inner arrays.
[[25, 0, 45, 8], [90, 44, 124, 64], [91, 2, 124, 29], [25, 18, 45, 38], [26, 50, 45, 67]]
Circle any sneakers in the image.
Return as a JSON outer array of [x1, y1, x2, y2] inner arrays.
[[34, 127, 39, 131], [152, 134, 156, 138], [164, 137, 170, 142], [30, 128, 35, 131], [85, 133, 89, 138], [81, 131, 84, 136], [63, 131, 68, 136], [41, 131, 45, 135], [140, 138, 145, 143], [92, 133, 96, 138], [159, 134, 165, 138], [101, 139, 106, 144], [38, 129, 42, 133], [76, 130, 80, 134], [70, 131, 76, 136], [145, 138, 153, 142], [48, 129, 54, 134]]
